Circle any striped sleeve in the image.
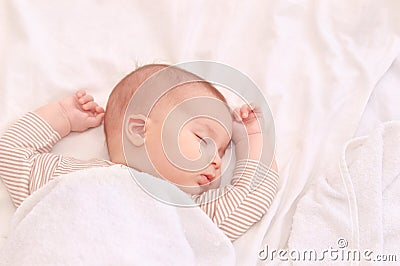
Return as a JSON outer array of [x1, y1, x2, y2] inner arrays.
[[192, 159, 279, 241], [0, 112, 112, 207]]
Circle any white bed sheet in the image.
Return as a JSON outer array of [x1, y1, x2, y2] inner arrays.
[[1, 0, 400, 264], [355, 56, 400, 138]]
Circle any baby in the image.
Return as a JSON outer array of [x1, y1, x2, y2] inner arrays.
[[0, 64, 278, 241]]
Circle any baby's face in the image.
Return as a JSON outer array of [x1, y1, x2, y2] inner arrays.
[[144, 101, 232, 195]]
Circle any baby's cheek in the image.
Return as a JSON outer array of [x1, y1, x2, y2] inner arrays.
[[178, 138, 201, 161]]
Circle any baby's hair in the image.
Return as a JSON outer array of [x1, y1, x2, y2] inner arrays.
[[104, 64, 227, 154]]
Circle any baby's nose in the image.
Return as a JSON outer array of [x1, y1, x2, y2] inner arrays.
[[212, 153, 222, 169]]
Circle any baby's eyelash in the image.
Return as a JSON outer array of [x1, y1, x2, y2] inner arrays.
[[195, 134, 207, 144]]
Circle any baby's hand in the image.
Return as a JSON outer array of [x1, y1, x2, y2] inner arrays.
[[59, 90, 105, 133], [231, 103, 263, 144]]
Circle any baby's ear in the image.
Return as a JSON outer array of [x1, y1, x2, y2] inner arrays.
[[125, 114, 147, 147]]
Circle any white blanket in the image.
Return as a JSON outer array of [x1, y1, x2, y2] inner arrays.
[[288, 121, 400, 264], [0, 165, 235, 265]]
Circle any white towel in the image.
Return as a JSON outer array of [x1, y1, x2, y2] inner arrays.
[[287, 121, 400, 264], [0, 165, 235, 265]]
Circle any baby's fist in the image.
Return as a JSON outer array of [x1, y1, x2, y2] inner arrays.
[[231, 103, 263, 144], [59, 90, 105, 132]]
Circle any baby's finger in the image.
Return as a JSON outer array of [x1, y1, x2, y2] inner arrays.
[[249, 104, 263, 117], [87, 112, 105, 128], [240, 105, 251, 119], [95, 106, 105, 114], [82, 101, 98, 111], [78, 94, 94, 105], [76, 89, 86, 98]]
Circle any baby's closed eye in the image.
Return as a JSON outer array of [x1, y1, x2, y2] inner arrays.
[[195, 133, 229, 158], [195, 133, 207, 144]]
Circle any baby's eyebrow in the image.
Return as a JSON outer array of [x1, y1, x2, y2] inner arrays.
[[202, 122, 231, 149], [203, 122, 217, 136]]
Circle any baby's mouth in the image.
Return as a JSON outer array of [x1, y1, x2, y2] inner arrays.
[[198, 174, 215, 186]]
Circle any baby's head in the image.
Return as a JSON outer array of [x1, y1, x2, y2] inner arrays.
[[104, 64, 232, 194]]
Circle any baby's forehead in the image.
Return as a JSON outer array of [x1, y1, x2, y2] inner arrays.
[[190, 115, 229, 128], [164, 82, 221, 101], [153, 82, 227, 113]]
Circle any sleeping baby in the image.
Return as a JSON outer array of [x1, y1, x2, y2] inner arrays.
[[0, 64, 278, 241]]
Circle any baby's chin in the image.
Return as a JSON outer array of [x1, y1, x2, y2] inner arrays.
[[176, 179, 221, 195]]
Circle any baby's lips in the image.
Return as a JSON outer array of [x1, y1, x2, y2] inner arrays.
[[198, 174, 214, 186]]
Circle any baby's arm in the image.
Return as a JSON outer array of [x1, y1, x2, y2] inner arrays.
[[0, 90, 110, 207], [193, 104, 279, 241]]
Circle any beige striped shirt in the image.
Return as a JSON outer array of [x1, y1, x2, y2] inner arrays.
[[0, 112, 279, 241]]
